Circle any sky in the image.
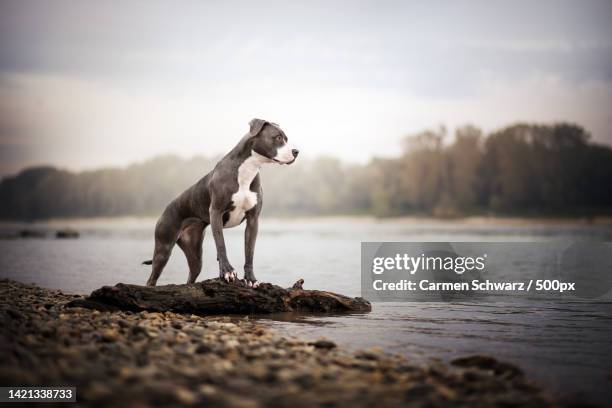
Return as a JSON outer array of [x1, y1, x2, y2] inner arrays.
[[1, 0, 611, 176]]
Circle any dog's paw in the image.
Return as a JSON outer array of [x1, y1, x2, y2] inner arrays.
[[243, 279, 259, 288], [223, 271, 238, 283]]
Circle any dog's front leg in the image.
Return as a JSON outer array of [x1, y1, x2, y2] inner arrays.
[[243, 214, 259, 288], [209, 208, 236, 282]]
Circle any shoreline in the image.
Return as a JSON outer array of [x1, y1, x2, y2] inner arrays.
[[1, 279, 563, 407], [1, 214, 612, 228]]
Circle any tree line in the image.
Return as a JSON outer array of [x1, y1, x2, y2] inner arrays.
[[1, 122, 611, 220]]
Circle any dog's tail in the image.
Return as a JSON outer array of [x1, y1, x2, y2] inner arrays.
[[142, 259, 153, 265]]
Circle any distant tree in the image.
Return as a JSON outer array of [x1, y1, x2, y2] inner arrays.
[[401, 127, 447, 212], [447, 125, 483, 212], [482, 125, 541, 211], [369, 157, 405, 216], [1, 122, 610, 220]]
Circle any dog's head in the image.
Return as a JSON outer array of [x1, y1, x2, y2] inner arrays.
[[248, 118, 299, 165]]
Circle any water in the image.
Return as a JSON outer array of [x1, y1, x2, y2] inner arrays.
[[1, 217, 611, 405]]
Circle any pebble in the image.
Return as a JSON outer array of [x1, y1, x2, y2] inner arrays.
[[174, 387, 197, 405], [101, 329, 120, 342]]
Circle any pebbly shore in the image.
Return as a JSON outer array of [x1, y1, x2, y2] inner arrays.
[[0, 279, 561, 407]]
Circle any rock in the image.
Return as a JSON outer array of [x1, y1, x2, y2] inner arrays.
[[189, 326, 206, 336], [355, 348, 383, 360], [19, 229, 46, 239], [451, 355, 524, 378], [5, 308, 22, 320], [195, 344, 212, 354], [225, 339, 240, 349], [309, 339, 337, 349], [55, 228, 79, 239], [131, 325, 148, 336], [197, 384, 217, 396], [174, 386, 198, 405], [101, 329, 120, 342]]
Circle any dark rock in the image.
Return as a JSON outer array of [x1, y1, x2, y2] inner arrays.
[[19, 230, 46, 239], [100, 329, 120, 342], [131, 325, 148, 336], [451, 355, 524, 378], [5, 308, 22, 320], [55, 228, 80, 239], [195, 344, 212, 354], [309, 339, 337, 349]]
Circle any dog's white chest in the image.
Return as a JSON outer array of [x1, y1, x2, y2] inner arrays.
[[224, 154, 263, 229], [225, 189, 257, 228]]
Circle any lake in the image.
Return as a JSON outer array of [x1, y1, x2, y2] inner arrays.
[[1, 217, 611, 405]]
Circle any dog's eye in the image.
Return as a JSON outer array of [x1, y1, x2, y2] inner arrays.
[[275, 135, 283, 143]]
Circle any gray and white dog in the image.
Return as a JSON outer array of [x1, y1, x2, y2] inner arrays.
[[143, 118, 298, 288]]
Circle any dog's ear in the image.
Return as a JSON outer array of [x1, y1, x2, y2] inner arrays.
[[249, 118, 268, 137]]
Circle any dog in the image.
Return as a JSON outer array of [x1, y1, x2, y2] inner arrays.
[[143, 118, 298, 287]]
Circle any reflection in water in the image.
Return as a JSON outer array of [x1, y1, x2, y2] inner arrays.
[[1, 217, 611, 405]]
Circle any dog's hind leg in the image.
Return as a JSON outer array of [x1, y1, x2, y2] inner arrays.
[[177, 220, 206, 284], [146, 213, 182, 286], [146, 242, 174, 287]]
